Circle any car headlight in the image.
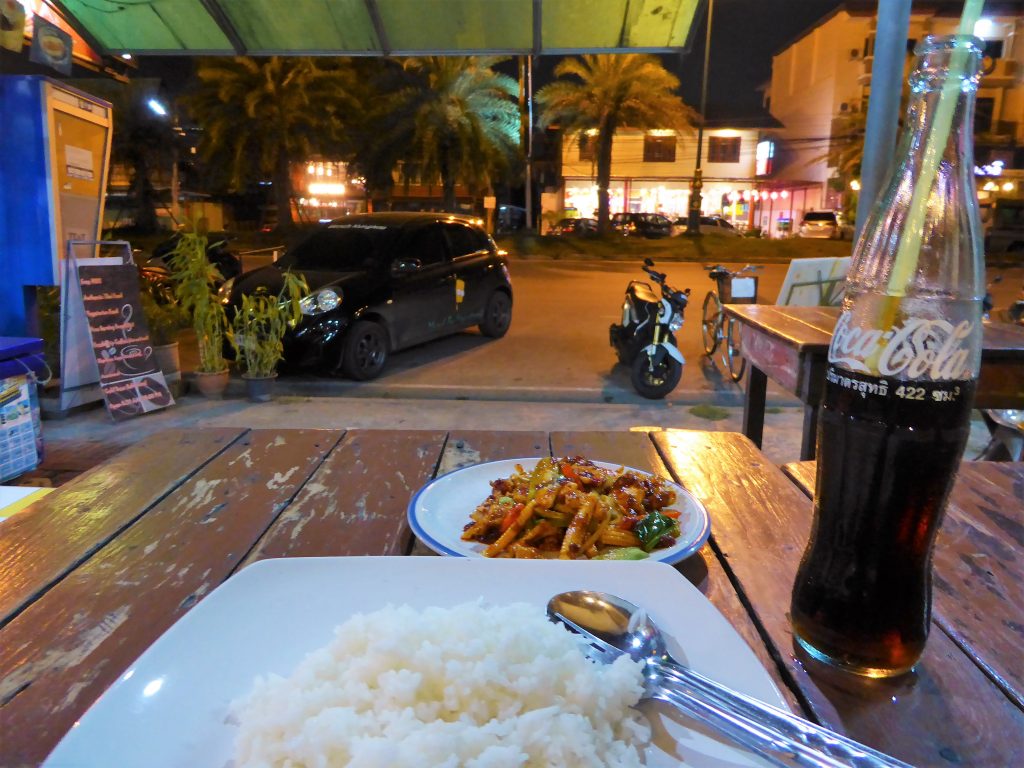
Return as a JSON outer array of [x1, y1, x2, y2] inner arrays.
[[668, 312, 684, 332], [218, 277, 236, 303], [300, 288, 341, 316]]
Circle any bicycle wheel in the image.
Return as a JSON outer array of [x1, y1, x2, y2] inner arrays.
[[722, 317, 747, 382], [701, 292, 722, 355]]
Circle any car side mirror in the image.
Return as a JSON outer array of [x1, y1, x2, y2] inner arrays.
[[391, 259, 422, 276]]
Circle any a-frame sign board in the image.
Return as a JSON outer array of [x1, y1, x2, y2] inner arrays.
[[59, 240, 175, 420]]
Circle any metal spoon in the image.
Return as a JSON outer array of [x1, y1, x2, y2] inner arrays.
[[548, 590, 912, 768]]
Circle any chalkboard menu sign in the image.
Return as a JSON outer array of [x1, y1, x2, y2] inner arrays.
[[77, 263, 174, 420]]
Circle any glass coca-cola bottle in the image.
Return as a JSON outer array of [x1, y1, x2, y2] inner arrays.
[[790, 35, 985, 678]]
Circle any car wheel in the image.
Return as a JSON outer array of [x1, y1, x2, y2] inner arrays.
[[342, 320, 388, 380], [479, 290, 512, 338]]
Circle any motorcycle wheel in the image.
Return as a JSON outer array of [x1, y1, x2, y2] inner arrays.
[[630, 351, 682, 400], [701, 292, 722, 355], [723, 317, 746, 382]]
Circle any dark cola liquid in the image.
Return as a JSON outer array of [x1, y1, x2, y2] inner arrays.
[[791, 369, 975, 677]]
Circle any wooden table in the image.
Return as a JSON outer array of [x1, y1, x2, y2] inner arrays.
[[0, 428, 1021, 767], [723, 305, 1024, 460]]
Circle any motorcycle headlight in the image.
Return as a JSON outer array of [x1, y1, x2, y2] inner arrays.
[[300, 288, 341, 316], [668, 312, 684, 332], [218, 277, 236, 304]]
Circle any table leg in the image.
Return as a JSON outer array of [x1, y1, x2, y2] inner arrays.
[[742, 366, 767, 449], [800, 403, 819, 461]]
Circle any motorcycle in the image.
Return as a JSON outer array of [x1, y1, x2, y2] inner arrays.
[[609, 258, 691, 399], [138, 232, 242, 305]]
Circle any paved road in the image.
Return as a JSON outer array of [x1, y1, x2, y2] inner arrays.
[[271, 259, 795, 406], [218, 255, 1022, 406]]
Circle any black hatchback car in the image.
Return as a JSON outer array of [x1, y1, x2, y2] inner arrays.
[[222, 212, 513, 380], [610, 212, 674, 239]]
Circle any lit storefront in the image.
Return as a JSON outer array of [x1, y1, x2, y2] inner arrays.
[[295, 160, 365, 223], [561, 178, 818, 237]]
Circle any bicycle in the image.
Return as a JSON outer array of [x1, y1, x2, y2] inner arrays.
[[700, 264, 762, 382]]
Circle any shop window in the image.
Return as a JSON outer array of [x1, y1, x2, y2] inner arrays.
[[708, 136, 741, 163], [975, 97, 995, 134], [578, 134, 596, 161], [643, 134, 676, 162]]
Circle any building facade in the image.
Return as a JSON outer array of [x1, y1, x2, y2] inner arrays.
[[551, 118, 814, 237], [766, 3, 1024, 220]]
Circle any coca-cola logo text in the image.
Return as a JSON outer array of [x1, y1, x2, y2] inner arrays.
[[829, 312, 975, 380]]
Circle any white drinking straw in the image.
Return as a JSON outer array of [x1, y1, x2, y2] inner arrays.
[[886, 0, 984, 295]]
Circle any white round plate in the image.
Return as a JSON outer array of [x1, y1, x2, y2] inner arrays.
[[408, 457, 711, 564]]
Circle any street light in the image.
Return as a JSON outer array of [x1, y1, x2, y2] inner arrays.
[[147, 98, 167, 117], [686, 0, 714, 235]]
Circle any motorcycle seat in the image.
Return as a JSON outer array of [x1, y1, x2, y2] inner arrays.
[[627, 281, 659, 304]]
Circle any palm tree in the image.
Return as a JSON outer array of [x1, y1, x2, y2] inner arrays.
[[377, 56, 520, 212], [537, 55, 698, 233], [184, 57, 356, 232]]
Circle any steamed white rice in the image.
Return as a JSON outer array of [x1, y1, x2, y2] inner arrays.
[[231, 601, 649, 767]]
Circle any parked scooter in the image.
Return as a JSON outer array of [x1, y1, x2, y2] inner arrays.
[[609, 258, 691, 399]]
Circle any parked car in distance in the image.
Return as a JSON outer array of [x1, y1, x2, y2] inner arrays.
[[549, 217, 597, 236], [673, 215, 742, 237], [611, 212, 674, 239], [798, 210, 853, 240], [220, 212, 513, 380]]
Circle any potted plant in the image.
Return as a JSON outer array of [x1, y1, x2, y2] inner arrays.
[[231, 272, 307, 401], [167, 229, 231, 398], [139, 287, 190, 397]]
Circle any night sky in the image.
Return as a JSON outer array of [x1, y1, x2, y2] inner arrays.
[[139, 0, 845, 120]]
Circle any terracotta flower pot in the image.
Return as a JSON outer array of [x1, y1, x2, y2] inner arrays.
[[242, 373, 277, 403], [193, 369, 230, 399]]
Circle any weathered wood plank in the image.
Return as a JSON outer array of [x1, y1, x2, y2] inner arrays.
[[781, 461, 816, 497], [0, 427, 244, 626], [438, 431, 549, 474], [965, 461, 1024, 503], [0, 429, 335, 767], [242, 430, 447, 563], [726, 305, 834, 348], [670, 434, 1023, 766], [739, 325, 802, 393], [980, 322, 1024, 352]]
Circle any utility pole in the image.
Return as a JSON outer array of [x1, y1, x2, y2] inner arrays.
[[686, 0, 714, 235]]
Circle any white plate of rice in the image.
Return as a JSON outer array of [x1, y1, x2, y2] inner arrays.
[[43, 557, 784, 767]]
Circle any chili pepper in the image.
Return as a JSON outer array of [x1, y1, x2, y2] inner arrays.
[[500, 503, 524, 532], [560, 462, 581, 485]]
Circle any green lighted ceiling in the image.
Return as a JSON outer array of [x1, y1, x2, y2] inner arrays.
[[54, 0, 702, 55]]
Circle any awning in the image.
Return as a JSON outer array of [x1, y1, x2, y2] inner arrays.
[[51, 0, 703, 57]]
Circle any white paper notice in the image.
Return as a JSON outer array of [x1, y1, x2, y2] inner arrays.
[[65, 145, 95, 180]]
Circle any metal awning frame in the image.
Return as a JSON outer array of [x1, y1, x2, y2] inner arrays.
[[46, 0, 704, 58]]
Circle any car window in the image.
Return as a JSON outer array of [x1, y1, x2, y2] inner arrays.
[[803, 212, 838, 223], [404, 224, 449, 267], [281, 227, 387, 271], [445, 223, 489, 257]]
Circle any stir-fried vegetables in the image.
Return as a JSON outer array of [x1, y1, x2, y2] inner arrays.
[[461, 457, 682, 560]]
